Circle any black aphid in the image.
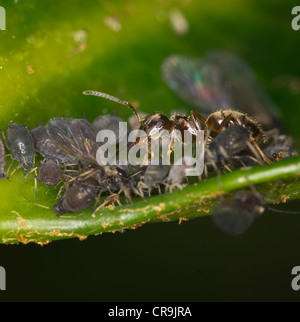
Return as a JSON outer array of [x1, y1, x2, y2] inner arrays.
[[45, 117, 98, 166], [92, 113, 126, 143], [263, 132, 298, 162], [205, 125, 250, 170], [32, 125, 77, 164], [6, 122, 35, 171], [39, 158, 62, 186], [45, 117, 131, 199], [166, 156, 194, 187], [53, 183, 96, 216], [144, 164, 170, 192]]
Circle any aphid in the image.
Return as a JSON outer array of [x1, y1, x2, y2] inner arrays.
[[46, 117, 98, 165], [45, 116, 131, 199], [204, 125, 251, 172], [92, 113, 126, 143], [6, 122, 35, 172], [127, 165, 148, 198], [161, 50, 281, 130], [165, 156, 195, 191], [0, 137, 6, 179], [32, 125, 77, 164], [39, 158, 62, 186], [143, 164, 170, 195], [263, 131, 297, 162], [212, 191, 265, 236], [53, 183, 96, 216]]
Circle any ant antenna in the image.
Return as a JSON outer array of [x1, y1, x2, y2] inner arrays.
[[83, 90, 141, 123]]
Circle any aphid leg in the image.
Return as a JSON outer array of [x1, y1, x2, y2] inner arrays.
[[26, 198, 51, 210], [218, 145, 229, 161], [93, 193, 120, 215], [94, 191, 102, 208], [120, 183, 132, 203], [25, 155, 38, 196], [132, 186, 145, 200], [204, 164, 208, 178], [206, 148, 222, 189], [137, 181, 149, 199], [0, 127, 9, 150], [234, 157, 247, 168], [223, 164, 232, 173], [164, 182, 184, 193], [156, 184, 162, 195], [246, 141, 266, 165], [56, 184, 66, 200], [7, 162, 19, 178], [68, 168, 95, 184]]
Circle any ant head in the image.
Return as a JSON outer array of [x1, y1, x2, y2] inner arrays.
[[139, 112, 172, 136]]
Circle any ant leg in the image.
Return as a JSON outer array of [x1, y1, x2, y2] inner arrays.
[[191, 110, 206, 130], [250, 138, 272, 164], [216, 113, 232, 132], [230, 113, 272, 164]]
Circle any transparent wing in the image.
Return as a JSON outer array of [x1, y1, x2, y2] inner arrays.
[[46, 117, 99, 164], [203, 50, 281, 129], [161, 52, 281, 129], [161, 54, 232, 114], [212, 198, 256, 236]]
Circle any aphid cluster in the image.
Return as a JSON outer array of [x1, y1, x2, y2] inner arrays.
[[0, 50, 297, 236]]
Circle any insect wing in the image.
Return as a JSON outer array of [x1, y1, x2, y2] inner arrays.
[[212, 191, 264, 235], [203, 50, 281, 129], [46, 117, 99, 164], [161, 54, 231, 114], [212, 198, 256, 235]]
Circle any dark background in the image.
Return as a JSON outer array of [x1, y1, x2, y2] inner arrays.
[[1, 0, 300, 301]]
